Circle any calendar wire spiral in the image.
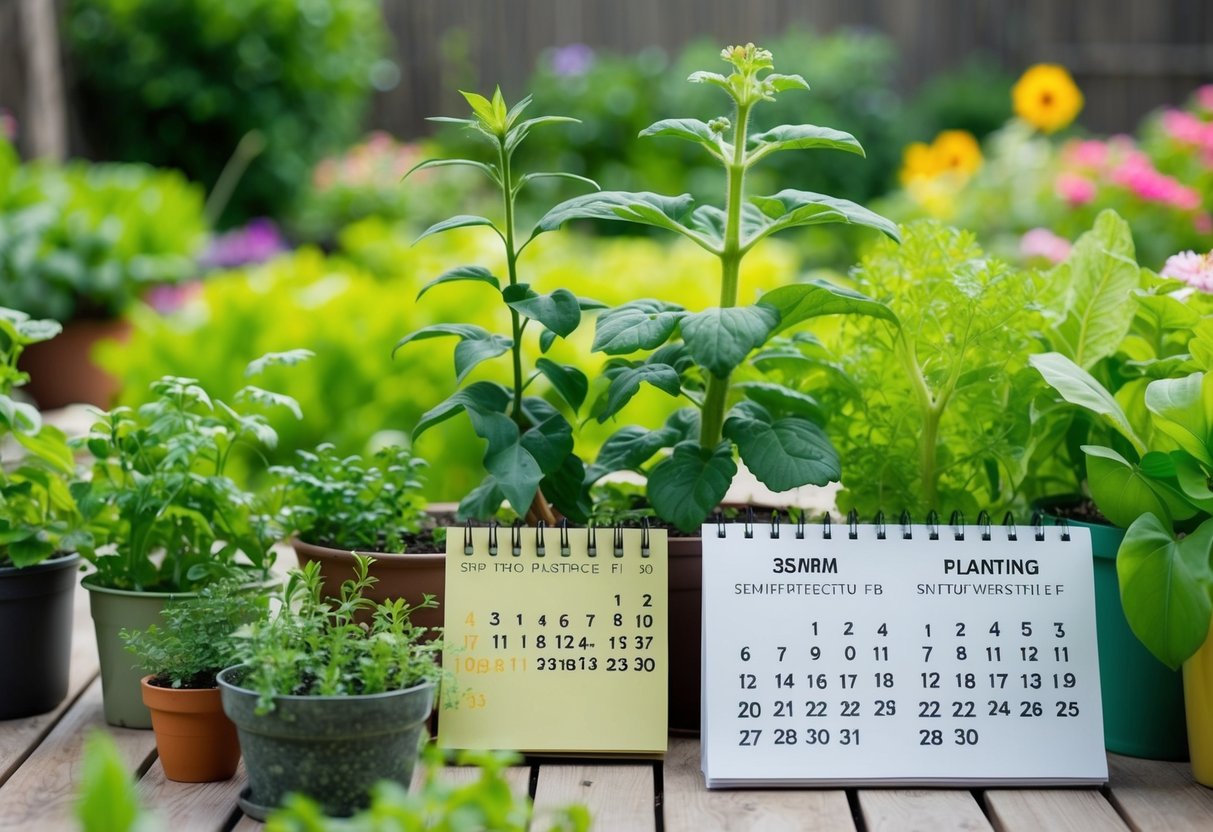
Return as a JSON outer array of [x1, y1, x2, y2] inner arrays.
[[706, 508, 1071, 543], [462, 516, 654, 559]]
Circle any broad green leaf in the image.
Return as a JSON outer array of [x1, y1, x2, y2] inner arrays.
[[598, 364, 681, 422], [519, 398, 575, 474], [747, 124, 864, 164], [688, 205, 726, 247], [681, 305, 780, 379], [1145, 373, 1213, 465], [724, 403, 840, 490], [414, 215, 502, 244], [1043, 210, 1141, 368], [503, 285, 581, 337], [534, 192, 713, 250], [392, 324, 512, 383], [687, 70, 729, 90], [734, 381, 825, 422], [403, 157, 500, 185], [1083, 445, 1172, 529], [534, 358, 588, 412], [0, 395, 40, 435], [459, 90, 498, 127], [539, 329, 557, 353], [540, 452, 592, 524], [1191, 322, 1213, 370], [1118, 513, 1213, 669], [746, 190, 900, 246], [647, 441, 737, 533], [466, 410, 543, 514], [458, 476, 505, 521], [762, 279, 896, 334], [591, 300, 686, 355], [639, 119, 726, 158], [13, 316, 60, 344], [1029, 352, 1146, 454], [416, 265, 501, 300], [765, 73, 810, 92], [244, 349, 314, 377], [1172, 453, 1213, 512], [412, 381, 511, 439], [235, 386, 303, 420], [1134, 291, 1201, 331], [13, 424, 74, 474]]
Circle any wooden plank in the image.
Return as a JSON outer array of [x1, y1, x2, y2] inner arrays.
[[136, 758, 245, 832], [982, 788, 1127, 832], [231, 816, 261, 831], [428, 763, 532, 796], [532, 762, 656, 831], [0, 581, 99, 785], [858, 789, 993, 832], [0, 679, 157, 830], [1106, 753, 1213, 831], [663, 737, 855, 831]]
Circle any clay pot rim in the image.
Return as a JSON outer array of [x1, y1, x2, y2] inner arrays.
[[140, 675, 224, 713], [291, 536, 445, 565]]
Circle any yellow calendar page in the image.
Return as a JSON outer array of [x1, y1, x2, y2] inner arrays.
[[438, 526, 668, 754]]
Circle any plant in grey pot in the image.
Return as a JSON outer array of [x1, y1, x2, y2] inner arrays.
[[218, 555, 442, 820], [0, 307, 91, 719], [72, 350, 310, 727]]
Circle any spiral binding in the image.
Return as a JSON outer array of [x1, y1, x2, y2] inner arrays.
[[460, 518, 654, 557], [693, 507, 1075, 541]]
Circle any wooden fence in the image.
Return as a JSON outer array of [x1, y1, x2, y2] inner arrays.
[[2, 0, 1212, 156]]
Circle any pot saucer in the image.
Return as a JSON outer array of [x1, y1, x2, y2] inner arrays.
[[237, 786, 275, 822]]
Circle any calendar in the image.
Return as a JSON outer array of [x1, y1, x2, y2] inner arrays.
[[702, 520, 1107, 787], [438, 524, 667, 755]]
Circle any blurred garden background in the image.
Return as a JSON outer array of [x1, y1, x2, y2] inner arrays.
[[1, 0, 1211, 504]]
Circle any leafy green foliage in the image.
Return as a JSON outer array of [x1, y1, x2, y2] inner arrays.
[[824, 221, 1040, 516], [66, 0, 388, 227], [0, 144, 206, 321], [122, 578, 268, 688], [75, 731, 157, 832], [73, 353, 310, 591], [398, 90, 600, 523], [272, 444, 427, 553], [265, 746, 590, 832], [0, 307, 88, 568], [539, 43, 895, 531], [231, 557, 442, 715]]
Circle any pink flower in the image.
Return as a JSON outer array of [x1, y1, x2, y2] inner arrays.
[[1162, 109, 1210, 147], [1196, 213, 1213, 235], [1111, 153, 1201, 210], [1162, 250, 1213, 292], [1062, 139, 1109, 170], [1020, 228, 1072, 264], [1055, 173, 1097, 206]]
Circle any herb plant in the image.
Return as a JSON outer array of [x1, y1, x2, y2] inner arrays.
[[537, 43, 899, 531], [0, 307, 89, 567], [394, 89, 600, 524], [272, 443, 428, 552], [232, 556, 442, 715], [122, 578, 268, 689], [73, 350, 312, 591]]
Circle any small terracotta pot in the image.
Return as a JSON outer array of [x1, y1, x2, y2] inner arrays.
[[141, 676, 241, 782], [18, 317, 130, 409]]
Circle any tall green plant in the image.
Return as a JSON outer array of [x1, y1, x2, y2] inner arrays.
[[394, 90, 599, 523], [538, 44, 899, 531]]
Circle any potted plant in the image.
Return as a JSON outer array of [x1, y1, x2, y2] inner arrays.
[[275, 443, 445, 629], [534, 43, 897, 729], [121, 578, 266, 782], [72, 350, 310, 727], [1028, 211, 1204, 760], [218, 555, 442, 820], [0, 307, 90, 719]]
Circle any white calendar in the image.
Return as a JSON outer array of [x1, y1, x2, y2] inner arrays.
[[701, 521, 1107, 787]]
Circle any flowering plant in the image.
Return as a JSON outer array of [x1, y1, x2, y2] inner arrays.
[[539, 44, 898, 531]]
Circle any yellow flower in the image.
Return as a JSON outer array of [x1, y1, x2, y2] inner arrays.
[[899, 142, 937, 184], [1013, 64, 1084, 133], [931, 130, 982, 176]]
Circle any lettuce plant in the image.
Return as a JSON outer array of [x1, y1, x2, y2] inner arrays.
[[394, 90, 600, 524], [538, 43, 898, 531]]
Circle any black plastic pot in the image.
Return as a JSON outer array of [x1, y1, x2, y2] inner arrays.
[[218, 666, 435, 820], [0, 553, 80, 719]]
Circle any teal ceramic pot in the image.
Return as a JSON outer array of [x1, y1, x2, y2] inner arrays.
[[1035, 496, 1188, 760], [0, 553, 80, 719], [218, 666, 435, 820]]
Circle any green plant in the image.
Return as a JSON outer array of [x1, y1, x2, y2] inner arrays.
[[272, 443, 428, 552], [0, 307, 89, 567], [821, 221, 1041, 516], [121, 578, 268, 688], [75, 731, 157, 832], [232, 556, 441, 714], [0, 143, 206, 321], [67, 0, 389, 226], [538, 43, 898, 531], [394, 89, 602, 524], [72, 351, 311, 591], [266, 746, 589, 832]]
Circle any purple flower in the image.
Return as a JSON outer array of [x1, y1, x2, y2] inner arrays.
[[550, 44, 594, 77], [200, 218, 288, 270], [0, 109, 16, 142]]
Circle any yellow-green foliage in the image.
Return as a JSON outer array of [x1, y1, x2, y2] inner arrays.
[[102, 222, 797, 499]]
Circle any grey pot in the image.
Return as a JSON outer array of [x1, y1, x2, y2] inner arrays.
[[217, 666, 435, 820]]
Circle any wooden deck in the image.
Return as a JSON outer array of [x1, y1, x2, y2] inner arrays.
[[4, 584, 1213, 831]]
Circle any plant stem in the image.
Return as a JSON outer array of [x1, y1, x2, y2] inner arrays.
[[498, 141, 526, 427], [699, 102, 751, 449]]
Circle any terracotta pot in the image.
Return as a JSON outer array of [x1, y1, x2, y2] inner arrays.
[[292, 538, 445, 632], [141, 676, 241, 782], [668, 534, 702, 735], [18, 317, 130, 409]]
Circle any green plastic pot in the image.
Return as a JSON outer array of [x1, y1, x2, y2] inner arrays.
[[1035, 497, 1189, 760], [218, 666, 435, 820]]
